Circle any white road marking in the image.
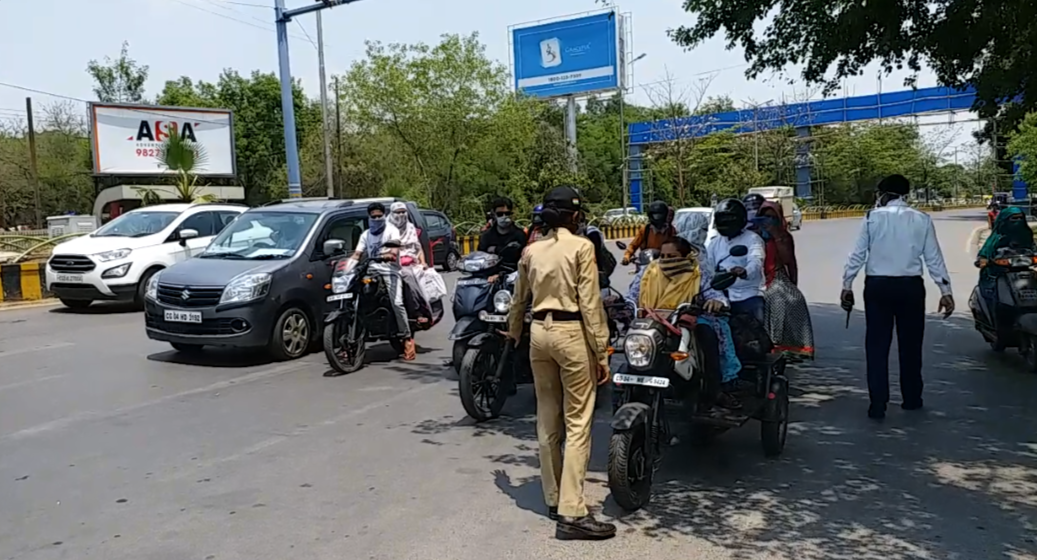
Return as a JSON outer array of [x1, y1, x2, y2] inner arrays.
[[966, 225, 987, 254], [0, 342, 74, 359], [0, 374, 66, 393], [0, 359, 319, 443]]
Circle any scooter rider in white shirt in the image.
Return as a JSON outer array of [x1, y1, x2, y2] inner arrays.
[[704, 198, 767, 323], [841, 174, 954, 419]]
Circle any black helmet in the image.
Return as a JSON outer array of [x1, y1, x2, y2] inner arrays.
[[742, 193, 765, 216], [648, 200, 669, 227], [714, 198, 748, 238]]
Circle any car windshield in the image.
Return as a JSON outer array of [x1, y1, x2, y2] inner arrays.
[[93, 211, 179, 237], [200, 211, 318, 259]]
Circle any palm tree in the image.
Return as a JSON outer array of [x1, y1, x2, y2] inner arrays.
[[134, 125, 217, 204]]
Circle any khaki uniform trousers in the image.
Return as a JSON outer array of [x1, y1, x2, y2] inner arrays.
[[529, 315, 597, 518]]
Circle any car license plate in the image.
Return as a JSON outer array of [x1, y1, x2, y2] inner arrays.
[[327, 293, 353, 302], [164, 310, 202, 323], [613, 373, 670, 388], [56, 274, 83, 283]]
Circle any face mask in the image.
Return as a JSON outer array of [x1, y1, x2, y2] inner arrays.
[[369, 217, 386, 235], [496, 216, 513, 230], [532, 215, 543, 227], [390, 212, 407, 228]]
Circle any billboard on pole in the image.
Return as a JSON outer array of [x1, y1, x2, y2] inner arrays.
[[89, 103, 237, 177], [511, 11, 622, 99]]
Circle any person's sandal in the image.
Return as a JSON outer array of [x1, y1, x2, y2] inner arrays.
[[403, 338, 417, 361]]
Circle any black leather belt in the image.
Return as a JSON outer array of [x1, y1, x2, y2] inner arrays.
[[532, 310, 582, 321]]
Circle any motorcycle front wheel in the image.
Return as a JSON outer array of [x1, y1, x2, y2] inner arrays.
[[608, 412, 654, 511], [323, 319, 367, 376], [458, 346, 507, 422]]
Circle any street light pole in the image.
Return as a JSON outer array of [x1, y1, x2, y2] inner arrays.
[[274, 0, 361, 198], [316, 10, 334, 198], [621, 53, 646, 211]]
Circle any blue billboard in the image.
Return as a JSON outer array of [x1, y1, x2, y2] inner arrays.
[[511, 12, 621, 98]]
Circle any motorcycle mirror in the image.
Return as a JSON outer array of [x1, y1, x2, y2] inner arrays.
[[710, 271, 738, 292], [615, 240, 627, 250], [729, 245, 748, 257], [382, 239, 402, 249], [323, 239, 346, 256], [505, 241, 522, 250]]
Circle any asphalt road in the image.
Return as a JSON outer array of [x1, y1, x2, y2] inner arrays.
[[1, 209, 1035, 560]]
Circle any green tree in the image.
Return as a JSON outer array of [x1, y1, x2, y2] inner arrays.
[[1008, 112, 1037, 187], [665, 0, 1037, 129], [86, 41, 149, 104]]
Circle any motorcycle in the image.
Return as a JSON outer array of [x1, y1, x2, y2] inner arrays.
[[606, 244, 790, 512], [969, 245, 1037, 371], [448, 243, 523, 373], [322, 239, 442, 375]]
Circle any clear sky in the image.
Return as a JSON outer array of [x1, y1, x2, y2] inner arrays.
[[0, 0, 984, 155]]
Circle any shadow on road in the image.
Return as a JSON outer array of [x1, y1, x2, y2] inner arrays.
[[49, 302, 140, 315], [474, 302, 1037, 558]]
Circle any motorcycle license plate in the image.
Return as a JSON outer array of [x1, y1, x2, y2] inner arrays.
[[479, 313, 507, 323], [326, 293, 353, 302], [612, 373, 670, 388]]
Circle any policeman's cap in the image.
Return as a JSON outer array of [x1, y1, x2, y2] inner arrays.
[[543, 186, 582, 212]]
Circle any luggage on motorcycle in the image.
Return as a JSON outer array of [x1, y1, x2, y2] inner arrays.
[[401, 273, 435, 329], [418, 266, 448, 301], [729, 312, 773, 363]]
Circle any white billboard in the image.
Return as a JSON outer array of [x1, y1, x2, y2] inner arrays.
[[90, 103, 236, 177]]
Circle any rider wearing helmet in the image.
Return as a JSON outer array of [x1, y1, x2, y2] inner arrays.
[[621, 200, 676, 265], [526, 204, 546, 244], [742, 193, 766, 229], [704, 198, 767, 324]]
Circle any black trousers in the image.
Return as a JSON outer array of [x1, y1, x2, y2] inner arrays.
[[863, 276, 925, 406]]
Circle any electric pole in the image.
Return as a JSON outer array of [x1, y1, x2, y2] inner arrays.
[[334, 76, 343, 198], [316, 10, 334, 197], [26, 97, 41, 228], [275, 0, 362, 198]]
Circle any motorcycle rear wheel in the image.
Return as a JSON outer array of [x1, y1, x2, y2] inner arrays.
[[458, 347, 507, 422], [323, 321, 366, 376]]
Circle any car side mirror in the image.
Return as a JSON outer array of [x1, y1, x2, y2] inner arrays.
[[728, 244, 748, 257], [178, 228, 198, 246], [323, 239, 346, 257]]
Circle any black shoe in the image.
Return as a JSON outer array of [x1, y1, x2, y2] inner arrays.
[[548, 507, 558, 521], [868, 404, 886, 419], [901, 400, 924, 411], [556, 514, 616, 540]]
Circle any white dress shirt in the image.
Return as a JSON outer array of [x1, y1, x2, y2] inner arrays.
[[841, 199, 952, 296], [704, 229, 766, 302]]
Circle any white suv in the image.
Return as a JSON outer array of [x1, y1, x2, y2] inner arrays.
[[46, 203, 247, 309]]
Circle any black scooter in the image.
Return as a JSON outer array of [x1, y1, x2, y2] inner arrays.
[[448, 242, 522, 372], [969, 245, 1037, 371]]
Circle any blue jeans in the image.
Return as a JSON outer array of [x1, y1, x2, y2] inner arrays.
[[730, 296, 765, 324]]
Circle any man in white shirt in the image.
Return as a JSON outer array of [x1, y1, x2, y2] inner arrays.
[[704, 199, 767, 323], [841, 174, 954, 419], [348, 202, 414, 360]]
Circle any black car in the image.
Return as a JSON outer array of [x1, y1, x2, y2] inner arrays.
[[421, 209, 461, 271], [143, 197, 432, 360]]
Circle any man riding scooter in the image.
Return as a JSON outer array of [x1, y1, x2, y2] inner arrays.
[[621, 200, 677, 266]]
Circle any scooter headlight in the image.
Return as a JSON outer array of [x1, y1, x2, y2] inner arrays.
[[624, 333, 655, 369], [493, 290, 512, 313]]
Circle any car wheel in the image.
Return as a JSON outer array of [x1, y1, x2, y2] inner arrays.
[[268, 307, 311, 361], [445, 250, 460, 272], [60, 298, 92, 309], [134, 268, 160, 309]]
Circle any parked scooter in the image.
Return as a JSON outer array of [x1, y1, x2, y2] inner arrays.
[[448, 242, 523, 372], [607, 244, 790, 512], [969, 245, 1037, 371]]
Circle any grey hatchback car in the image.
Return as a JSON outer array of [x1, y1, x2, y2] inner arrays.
[[143, 198, 431, 360]]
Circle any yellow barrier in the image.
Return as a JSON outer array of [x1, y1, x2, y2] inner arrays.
[[456, 224, 643, 256]]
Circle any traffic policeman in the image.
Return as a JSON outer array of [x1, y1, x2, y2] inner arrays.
[[507, 186, 616, 541], [841, 174, 954, 419]]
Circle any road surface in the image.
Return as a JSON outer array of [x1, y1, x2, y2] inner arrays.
[[1, 209, 1035, 560]]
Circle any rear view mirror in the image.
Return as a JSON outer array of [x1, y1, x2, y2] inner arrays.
[[729, 245, 748, 257], [710, 271, 738, 292], [323, 239, 346, 256], [382, 240, 402, 249], [505, 241, 522, 250], [178, 228, 198, 246], [616, 241, 627, 250]]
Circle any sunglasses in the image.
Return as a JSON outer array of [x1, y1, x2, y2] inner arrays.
[[495, 211, 512, 217], [370, 215, 384, 220]]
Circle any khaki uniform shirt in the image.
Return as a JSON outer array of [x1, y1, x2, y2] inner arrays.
[[508, 228, 610, 367]]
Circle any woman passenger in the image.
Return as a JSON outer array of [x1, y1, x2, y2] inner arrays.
[[755, 201, 814, 360]]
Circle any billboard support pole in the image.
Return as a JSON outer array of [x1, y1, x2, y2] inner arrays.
[[565, 96, 578, 172]]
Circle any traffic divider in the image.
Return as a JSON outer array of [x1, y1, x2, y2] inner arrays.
[[0, 262, 48, 302], [456, 225, 641, 257]]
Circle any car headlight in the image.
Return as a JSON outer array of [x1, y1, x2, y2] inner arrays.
[[493, 290, 512, 313], [101, 263, 131, 279], [145, 271, 161, 300], [219, 272, 271, 304], [331, 273, 353, 294], [624, 333, 655, 369], [95, 248, 132, 262]]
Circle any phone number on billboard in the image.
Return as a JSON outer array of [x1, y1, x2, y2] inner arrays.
[[135, 148, 161, 157], [548, 73, 583, 83]]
